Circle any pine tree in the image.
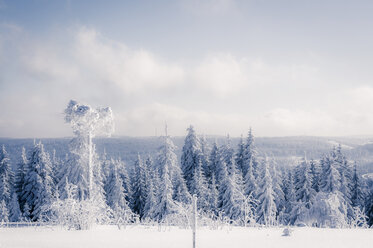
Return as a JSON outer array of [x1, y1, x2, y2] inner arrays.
[[320, 154, 341, 193], [243, 128, 259, 179], [0, 145, 12, 205], [0, 199, 9, 222], [199, 135, 211, 179], [118, 159, 133, 205], [207, 174, 219, 214], [256, 158, 277, 226], [294, 158, 315, 209], [235, 135, 246, 176], [22, 141, 54, 221], [15, 147, 28, 208], [309, 159, 320, 193], [9, 192, 22, 222], [208, 141, 221, 182], [218, 157, 245, 222], [151, 161, 178, 222], [351, 162, 364, 208], [131, 154, 147, 218], [181, 125, 201, 192], [105, 160, 131, 218], [243, 157, 257, 198], [270, 158, 285, 216], [283, 169, 296, 224], [158, 134, 191, 205], [191, 159, 209, 211]]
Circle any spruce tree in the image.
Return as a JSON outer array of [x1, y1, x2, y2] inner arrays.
[[243, 128, 259, 179], [131, 154, 147, 218], [320, 154, 341, 193], [0, 145, 12, 205], [22, 142, 54, 221], [181, 125, 201, 192], [15, 147, 28, 208], [351, 162, 364, 208], [9, 192, 22, 222], [256, 158, 277, 226], [235, 135, 246, 176], [0, 199, 9, 222]]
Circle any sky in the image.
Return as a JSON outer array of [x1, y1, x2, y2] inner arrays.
[[1, 0, 373, 138]]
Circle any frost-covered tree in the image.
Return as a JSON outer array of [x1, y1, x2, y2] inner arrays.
[[243, 128, 259, 178], [9, 192, 22, 222], [243, 157, 257, 198], [117, 160, 132, 205], [270, 158, 285, 216], [15, 147, 28, 206], [22, 141, 54, 221], [0, 145, 12, 205], [105, 159, 131, 218], [0, 199, 9, 222], [283, 169, 296, 224], [235, 135, 246, 176], [351, 162, 364, 208], [151, 160, 178, 222], [62, 100, 114, 201], [199, 135, 210, 178], [221, 135, 235, 176], [309, 159, 320, 193], [157, 133, 191, 205], [207, 174, 219, 214], [320, 155, 341, 193], [208, 141, 221, 181], [191, 159, 209, 211], [218, 157, 245, 222], [181, 125, 201, 192], [256, 158, 277, 226], [131, 154, 147, 218], [294, 158, 315, 209]]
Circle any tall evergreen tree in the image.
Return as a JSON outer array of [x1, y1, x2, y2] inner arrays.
[[0, 199, 9, 222], [0, 145, 12, 205], [256, 158, 277, 226], [199, 135, 211, 178], [9, 192, 22, 222], [351, 162, 364, 208], [235, 135, 246, 176], [15, 147, 28, 208], [181, 125, 201, 192], [320, 154, 341, 193], [21, 142, 54, 221], [243, 157, 257, 198], [191, 159, 209, 211], [131, 154, 147, 218], [294, 158, 315, 209], [309, 159, 320, 193], [243, 128, 259, 179]]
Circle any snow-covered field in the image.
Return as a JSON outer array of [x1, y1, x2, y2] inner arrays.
[[0, 226, 372, 248]]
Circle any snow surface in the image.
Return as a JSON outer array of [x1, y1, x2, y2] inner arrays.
[[0, 226, 372, 248]]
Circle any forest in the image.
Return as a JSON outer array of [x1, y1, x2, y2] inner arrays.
[[0, 101, 372, 230]]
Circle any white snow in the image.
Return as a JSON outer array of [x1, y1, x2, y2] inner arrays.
[[0, 225, 372, 248]]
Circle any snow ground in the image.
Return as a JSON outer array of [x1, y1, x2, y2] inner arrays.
[[0, 225, 372, 248]]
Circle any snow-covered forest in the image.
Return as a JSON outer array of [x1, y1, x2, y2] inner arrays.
[[0, 101, 372, 230]]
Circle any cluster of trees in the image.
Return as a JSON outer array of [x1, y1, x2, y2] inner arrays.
[[0, 126, 373, 228]]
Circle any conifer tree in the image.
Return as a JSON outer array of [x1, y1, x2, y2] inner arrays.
[[200, 135, 210, 177], [15, 147, 28, 207], [208, 141, 221, 181], [0, 199, 9, 222], [243, 128, 259, 178], [309, 159, 320, 193], [294, 158, 315, 209], [131, 154, 147, 218], [181, 125, 201, 192], [9, 192, 22, 222], [235, 135, 246, 176], [256, 158, 277, 226], [351, 162, 364, 208], [0, 145, 12, 205], [22, 142, 54, 221], [243, 158, 257, 198], [320, 154, 341, 193], [191, 159, 209, 211]]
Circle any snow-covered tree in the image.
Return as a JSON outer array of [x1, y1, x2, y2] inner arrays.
[[243, 157, 257, 198], [351, 162, 364, 208], [309, 159, 320, 193], [181, 125, 201, 192], [0, 199, 9, 222], [131, 154, 147, 218], [191, 159, 209, 211], [151, 159, 178, 222], [157, 134, 191, 205], [294, 158, 315, 209], [242, 128, 259, 178], [218, 156, 245, 222], [199, 135, 210, 178], [15, 147, 28, 206], [320, 155, 341, 193], [22, 141, 54, 221], [256, 158, 277, 226], [9, 192, 22, 222], [62, 100, 114, 201], [105, 159, 131, 219], [235, 135, 246, 176], [0, 145, 12, 205]]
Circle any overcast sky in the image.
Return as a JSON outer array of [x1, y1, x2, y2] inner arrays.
[[1, 0, 373, 138]]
